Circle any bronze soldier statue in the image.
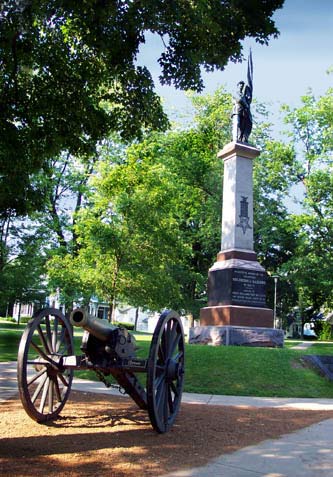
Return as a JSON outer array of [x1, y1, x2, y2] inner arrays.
[[232, 50, 253, 143]]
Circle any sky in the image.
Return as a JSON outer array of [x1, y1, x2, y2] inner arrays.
[[138, 0, 333, 130]]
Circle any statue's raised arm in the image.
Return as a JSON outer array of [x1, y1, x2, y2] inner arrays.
[[232, 50, 253, 143]]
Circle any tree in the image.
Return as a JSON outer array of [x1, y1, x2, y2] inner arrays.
[[72, 143, 191, 317], [36, 148, 110, 309], [67, 87, 301, 318], [278, 86, 333, 316], [0, 231, 47, 317], [0, 145, 105, 312], [0, 0, 284, 215], [52, 88, 232, 317]]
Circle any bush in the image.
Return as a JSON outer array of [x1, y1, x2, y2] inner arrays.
[[19, 316, 32, 324], [113, 321, 135, 331], [0, 315, 32, 324], [313, 320, 323, 337], [0, 316, 16, 323], [317, 321, 333, 341]]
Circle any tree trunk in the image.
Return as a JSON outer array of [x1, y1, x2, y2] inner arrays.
[[134, 307, 139, 331], [111, 297, 116, 322], [188, 313, 194, 328], [17, 302, 22, 325], [108, 297, 116, 323], [6, 302, 14, 318], [107, 303, 112, 323]]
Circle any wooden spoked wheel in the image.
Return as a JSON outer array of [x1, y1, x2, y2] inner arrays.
[[147, 310, 185, 433], [17, 308, 74, 422]]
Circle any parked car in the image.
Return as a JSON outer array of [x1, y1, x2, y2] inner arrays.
[[303, 323, 317, 340]]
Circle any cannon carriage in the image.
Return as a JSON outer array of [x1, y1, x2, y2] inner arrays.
[[17, 307, 185, 433]]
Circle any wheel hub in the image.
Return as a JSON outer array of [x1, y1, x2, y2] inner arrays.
[[165, 358, 180, 381], [33, 355, 62, 376]]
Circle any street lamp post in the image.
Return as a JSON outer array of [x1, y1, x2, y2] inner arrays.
[[272, 275, 279, 328]]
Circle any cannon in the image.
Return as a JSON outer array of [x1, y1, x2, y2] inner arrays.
[[17, 307, 185, 433]]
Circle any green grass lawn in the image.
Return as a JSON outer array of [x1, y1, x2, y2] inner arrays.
[[184, 343, 333, 398], [283, 340, 301, 348], [1, 319, 333, 398]]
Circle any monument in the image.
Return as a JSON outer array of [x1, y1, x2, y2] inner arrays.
[[190, 51, 284, 347]]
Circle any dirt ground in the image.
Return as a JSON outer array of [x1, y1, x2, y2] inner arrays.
[[1, 391, 333, 477]]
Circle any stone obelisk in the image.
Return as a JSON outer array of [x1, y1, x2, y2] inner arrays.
[[200, 140, 273, 328], [190, 52, 282, 347]]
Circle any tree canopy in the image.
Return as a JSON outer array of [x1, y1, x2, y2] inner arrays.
[[3, 74, 333, 324], [279, 87, 333, 313], [47, 88, 231, 316], [0, 0, 284, 215], [45, 87, 302, 318]]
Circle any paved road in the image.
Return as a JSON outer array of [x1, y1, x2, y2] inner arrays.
[[2, 360, 333, 476]]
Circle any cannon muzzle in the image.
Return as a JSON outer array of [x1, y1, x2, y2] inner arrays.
[[70, 308, 117, 342]]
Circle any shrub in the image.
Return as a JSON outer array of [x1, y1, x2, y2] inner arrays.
[[317, 321, 333, 341], [19, 316, 32, 324], [0, 316, 16, 323], [113, 321, 135, 331], [0, 315, 32, 324]]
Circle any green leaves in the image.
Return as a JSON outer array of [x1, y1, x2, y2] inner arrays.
[[0, 0, 283, 215], [277, 86, 333, 312], [66, 88, 234, 314]]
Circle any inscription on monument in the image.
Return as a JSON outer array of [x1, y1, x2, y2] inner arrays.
[[207, 267, 267, 308], [231, 269, 266, 307]]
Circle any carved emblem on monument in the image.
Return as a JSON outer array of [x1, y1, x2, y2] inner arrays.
[[237, 196, 252, 234]]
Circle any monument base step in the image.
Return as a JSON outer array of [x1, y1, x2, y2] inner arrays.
[[189, 325, 284, 348], [200, 305, 274, 328]]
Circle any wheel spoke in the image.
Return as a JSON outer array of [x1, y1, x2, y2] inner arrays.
[[156, 381, 168, 424], [158, 343, 166, 364], [58, 372, 69, 388], [52, 317, 58, 352], [54, 377, 63, 402], [37, 324, 51, 355], [30, 341, 56, 366], [167, 322, 178, 355], [27, 367, 47, 387], [174, 350, 184, 362], [156, 380, 165, 409], [154, 372, 165, 391], [164, 320, 172, 355], [39, 377, 50, 414], [56, 327, 66, 353], [170, 380, 179, 397], [163, 383, 169, 423], [48, 379, 54, 413], [169, 330, 181, 358], [167, 385, 174, 414], [27, 359, 50, 366], [155, 364, 165, 373], [31, 372, 48, 404], [45, 315, 53, 352]]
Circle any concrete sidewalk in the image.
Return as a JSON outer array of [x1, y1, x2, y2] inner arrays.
[[290, 341, 318, 351], [161, 418, 333, 477], [2, 361, 333, 410], [2, 361, 333, 476]]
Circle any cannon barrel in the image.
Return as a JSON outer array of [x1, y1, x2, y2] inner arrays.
[[70, 308, 117, 342]]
